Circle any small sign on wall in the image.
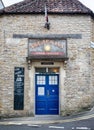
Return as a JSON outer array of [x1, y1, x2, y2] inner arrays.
[[14, 67, 25, 110]]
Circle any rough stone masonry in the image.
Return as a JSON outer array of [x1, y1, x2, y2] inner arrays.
[[0, 0, 94, 117]]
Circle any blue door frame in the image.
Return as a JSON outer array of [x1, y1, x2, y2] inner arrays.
[[35, 74, 59, 115]]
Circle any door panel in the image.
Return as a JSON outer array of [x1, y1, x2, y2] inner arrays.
[[36, 101, 46, 114], [47, 100, 59, 114], [47, 75, 59, 114], [35, 74, 59, 115]]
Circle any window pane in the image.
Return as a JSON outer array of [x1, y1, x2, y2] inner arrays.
[[35, 68, 46, 73], [49, 76, 58, 85], [48, 68, 59, 73], [37, 76, 46, 85]]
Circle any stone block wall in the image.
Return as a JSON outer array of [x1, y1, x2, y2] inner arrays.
[[63, 38, 93, 115], [0, 37, 31, 117], [90, 19, 94, 109], [0, 14, 94, 117], [92, 20, 94, 41]]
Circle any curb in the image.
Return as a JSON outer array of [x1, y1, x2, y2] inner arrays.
[[0, 113, 94, 125]]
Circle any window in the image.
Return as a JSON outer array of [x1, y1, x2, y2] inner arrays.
[[49, 76, 58, 85], [37, 76, 46, 85]]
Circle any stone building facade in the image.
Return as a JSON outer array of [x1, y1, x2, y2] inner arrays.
[[0, 0, 94, 117]]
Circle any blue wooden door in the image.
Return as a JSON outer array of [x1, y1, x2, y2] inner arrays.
[[35, 74, 59, 115]]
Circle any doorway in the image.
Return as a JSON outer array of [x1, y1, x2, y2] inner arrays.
[[35, 68, 59, 115]]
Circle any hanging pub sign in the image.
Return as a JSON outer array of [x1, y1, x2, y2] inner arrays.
[[28, 39, 67, 60], [14, 67, 24, 110]]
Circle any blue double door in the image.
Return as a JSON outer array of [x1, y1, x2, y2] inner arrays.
[[35, 74, 59, 115]]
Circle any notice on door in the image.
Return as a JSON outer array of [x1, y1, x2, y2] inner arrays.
[[38, 87, 45, 96]]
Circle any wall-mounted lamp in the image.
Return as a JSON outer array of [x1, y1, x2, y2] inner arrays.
[[64, 60, 68, 64], [27, 59, 31, 70], [63, 60, 68, 68]]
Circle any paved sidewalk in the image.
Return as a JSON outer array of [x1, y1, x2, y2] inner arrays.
[[0, 109, 94, 125], [1, 115, 64, 125]]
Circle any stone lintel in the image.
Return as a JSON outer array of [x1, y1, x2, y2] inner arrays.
[[13, 34, 82, 39], [26, 56, 69, 62]]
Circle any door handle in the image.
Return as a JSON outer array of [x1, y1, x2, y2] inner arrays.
[[47, 90, 50, 96]]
